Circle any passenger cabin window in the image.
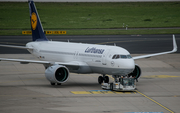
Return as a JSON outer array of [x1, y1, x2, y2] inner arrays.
[[112, 54, 132, 59]]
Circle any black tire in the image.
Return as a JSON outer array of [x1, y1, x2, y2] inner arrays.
[[110, 83, 113, 91], [51, 82, 56, 85], [57, 83, 62, 85], [98, 76, 104, 84], [104, 76, 109, 83]]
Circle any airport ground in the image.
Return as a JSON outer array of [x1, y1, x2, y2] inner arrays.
[[1, 0, 180, 2], [0, 35, 180, 113], [0, 34, 180, 54]]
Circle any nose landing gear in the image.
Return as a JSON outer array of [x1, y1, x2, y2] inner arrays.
[[101, 75, 136, 91]]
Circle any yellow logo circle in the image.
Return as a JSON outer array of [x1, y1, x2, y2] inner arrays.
[[31, 12, 37, 30]]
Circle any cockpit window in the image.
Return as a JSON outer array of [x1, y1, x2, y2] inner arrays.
[[121, 55, 127, 59], [116, 55, 120, 59], [127, 55, 132, 59], [112, 54, 132, 59], [112, 55, 116, 59]]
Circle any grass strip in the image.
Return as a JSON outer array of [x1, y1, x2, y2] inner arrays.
[[0, 2, 180, 35]]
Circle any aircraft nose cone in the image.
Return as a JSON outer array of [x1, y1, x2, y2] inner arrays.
[[114, 59, 135, 75], [130, 59, 135, 69], [121, 59, 135, 69], [128, 60, 135, 70]]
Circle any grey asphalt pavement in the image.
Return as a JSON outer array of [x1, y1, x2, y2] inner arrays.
[[0, 54, 180, 113], [1, 0, 180, 2], [0, 34, 180, 113]]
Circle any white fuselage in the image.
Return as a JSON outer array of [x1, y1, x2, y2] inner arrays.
[[26, 41, 135, 76]]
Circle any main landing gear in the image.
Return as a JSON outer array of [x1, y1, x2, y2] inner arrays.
[[98, 74, 109, 84], [51, 82, 61, 86]]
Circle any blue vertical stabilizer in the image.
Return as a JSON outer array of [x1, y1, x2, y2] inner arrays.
[[28, 0, 48, 41]]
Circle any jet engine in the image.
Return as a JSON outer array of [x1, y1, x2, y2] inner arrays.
[[128, 64, 141, 80], [45, 64, 69, 84]]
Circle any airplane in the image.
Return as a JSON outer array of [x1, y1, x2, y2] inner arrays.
[[0, 0, 178, 86]]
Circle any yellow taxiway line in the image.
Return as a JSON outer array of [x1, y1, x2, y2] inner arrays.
[[136, 90, 174, 113], [71, 91, 136, 94]]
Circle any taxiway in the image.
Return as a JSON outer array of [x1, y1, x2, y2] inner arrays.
[[0, 35, 180, 113]]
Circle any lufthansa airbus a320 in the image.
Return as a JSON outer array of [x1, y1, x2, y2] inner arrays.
[[0, 0, 177, 86]]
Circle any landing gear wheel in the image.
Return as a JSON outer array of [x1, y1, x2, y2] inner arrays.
[[57, 83, 62, 85], [98, 76, 104, 84], [104, 76, 109, 83], [110, 83, 113, 91], [51, 83, 55, 85]]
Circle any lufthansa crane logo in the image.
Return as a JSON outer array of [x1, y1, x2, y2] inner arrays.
[[31, 12, 37, 30]]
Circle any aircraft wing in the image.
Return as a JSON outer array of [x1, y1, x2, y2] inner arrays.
[[55, 61, 86, 66], [0, 58, 81, 65], [133, 35, 177, 60], [55, 61, 88, 70], [0, 58, 82, 70], [0, 58, 50, 64]]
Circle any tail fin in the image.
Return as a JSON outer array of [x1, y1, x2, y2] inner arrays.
[[28, 0, 48, 41]]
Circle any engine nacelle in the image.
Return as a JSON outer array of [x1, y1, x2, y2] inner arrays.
[[45, 64, 69, 84], [128, 64, 141, 80]]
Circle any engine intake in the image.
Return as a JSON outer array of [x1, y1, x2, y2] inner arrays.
[[55, 67, 69, 82], [45, 64, 69, 84]]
